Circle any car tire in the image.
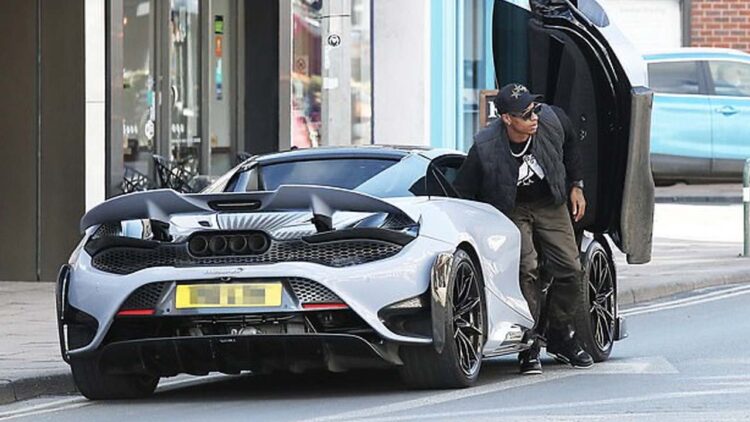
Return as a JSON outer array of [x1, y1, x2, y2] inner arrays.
[[399, 249, 486, 389], [70, 357, 159, 400], [575, 239, 617, 362]]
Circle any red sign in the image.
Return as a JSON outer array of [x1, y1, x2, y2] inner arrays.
[[215, 36, 223, 58]]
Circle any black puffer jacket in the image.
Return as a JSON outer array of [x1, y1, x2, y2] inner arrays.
[[453, 104, 582, 214]]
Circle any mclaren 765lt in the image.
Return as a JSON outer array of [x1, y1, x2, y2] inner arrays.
[[57, 0, 654, 399]]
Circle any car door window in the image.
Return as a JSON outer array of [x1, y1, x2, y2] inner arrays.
[[648, 61, 702, 95], [708, 61, 750, 97], [431, 156, 466, 198]]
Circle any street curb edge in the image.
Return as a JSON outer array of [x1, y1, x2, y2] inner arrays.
[[0, 372, 76, 406]]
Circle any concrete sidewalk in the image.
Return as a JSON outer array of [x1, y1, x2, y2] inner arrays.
[[655, 182, 743, 204], [1, 203, 749, 405]]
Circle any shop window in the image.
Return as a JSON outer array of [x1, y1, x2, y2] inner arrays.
[[460, 0, 493, 150], [291, 0, 372, 148]]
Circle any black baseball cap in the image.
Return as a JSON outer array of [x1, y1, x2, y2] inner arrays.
[[495, 83, 543, 114]]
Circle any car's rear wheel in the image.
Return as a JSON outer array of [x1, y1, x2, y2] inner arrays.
[[575, 239, 617, 362], [70, 357, 159, 400], [399, 249, 486, 388]]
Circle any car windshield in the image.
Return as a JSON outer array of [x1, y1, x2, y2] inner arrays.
[[226, 155, 437, 198]]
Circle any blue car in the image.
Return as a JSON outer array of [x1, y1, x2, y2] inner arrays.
[[646, 48, 750, 183]]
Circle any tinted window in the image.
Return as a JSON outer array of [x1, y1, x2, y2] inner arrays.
[[227, 155, 443, 199], [709, 61, 750, 97], [261, 159, 395, 191], [648, 61, 702, 95], [433, 156, 466, 185]]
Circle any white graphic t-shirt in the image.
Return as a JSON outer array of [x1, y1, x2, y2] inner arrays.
[[510, 137, 551, 203]]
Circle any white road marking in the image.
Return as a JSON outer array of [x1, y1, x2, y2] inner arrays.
[[349, 387, 750, 422], [622, 284, 750, 314], [0, 397, 86, 420], [691, 375, 750, 380], [355, 411, 750, 422], [584, 356, 678, 375], [304, 372, 575, 422], [0, 403, 91, 421], [307, 356, 679, 422], [621, 284, 750, 317], [0, 373, 231, 420]]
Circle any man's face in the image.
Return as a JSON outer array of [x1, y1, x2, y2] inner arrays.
[[502, 102, 540, 136]]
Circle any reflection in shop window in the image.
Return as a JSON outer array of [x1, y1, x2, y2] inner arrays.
[[291, 0, 372, 148], [121, 0, 155, 178], [169, 0, 202, 173]]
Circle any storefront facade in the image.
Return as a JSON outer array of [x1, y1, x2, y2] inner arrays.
[[96, 0, 499, 201], [104, 0, 374, 198], [2, 0, 496, 280]]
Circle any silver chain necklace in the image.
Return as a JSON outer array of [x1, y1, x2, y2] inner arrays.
[[510, 136, 533, 158]]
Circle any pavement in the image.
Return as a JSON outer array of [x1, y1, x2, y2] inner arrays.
[[1, 183, 748, 405], [655, 182, 743, 204]]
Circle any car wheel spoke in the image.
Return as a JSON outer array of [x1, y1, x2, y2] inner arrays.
[[588, 280, 598, 294], [455, 329, 470, 369], [457, 267, 474, 304], [455, 297, 480, 318], [455, 316, 483, 336], [456, 329, 479, 372], [597, 311, 608, 346]]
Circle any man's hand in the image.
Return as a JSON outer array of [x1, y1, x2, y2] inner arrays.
[[570, 187, 586, 222]]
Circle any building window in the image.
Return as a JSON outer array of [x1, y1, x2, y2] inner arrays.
[[460, 0, 493, 150], [350, 0, 372, 145], [291, 0, 372, 148]]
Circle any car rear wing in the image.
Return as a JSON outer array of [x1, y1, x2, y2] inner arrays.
[[80, 185, 412, 233]]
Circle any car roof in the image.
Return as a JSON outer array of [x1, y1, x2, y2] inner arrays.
[[644, 47, 750, 63], [249, 145, 465, 166]]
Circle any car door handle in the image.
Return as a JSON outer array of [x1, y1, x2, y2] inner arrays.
[[716, 106, 739, 115]]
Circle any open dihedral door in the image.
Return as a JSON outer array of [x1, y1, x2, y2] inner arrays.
[[493, 0, 654, 264]]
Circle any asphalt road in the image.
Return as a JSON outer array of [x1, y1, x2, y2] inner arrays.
[[3, 284, 750, 422]]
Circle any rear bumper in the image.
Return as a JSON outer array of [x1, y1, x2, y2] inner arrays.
[[72, 333, 400, 377], [64, 234, 453, 354]]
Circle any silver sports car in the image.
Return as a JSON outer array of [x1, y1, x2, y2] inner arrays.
[[57, 0, 655, 400]]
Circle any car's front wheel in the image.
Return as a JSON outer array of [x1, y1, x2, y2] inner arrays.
[[70, 357, 159, 400], [575, 239, 617, 362], [399, 249, 486, 389]]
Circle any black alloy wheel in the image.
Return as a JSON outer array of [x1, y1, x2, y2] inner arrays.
[[576, 240, 616, 362], [452, 260, 484, 377], [399, 249, 486, 388]]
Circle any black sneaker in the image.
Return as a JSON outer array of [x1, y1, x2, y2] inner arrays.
[[518, 350, 543, 375], [546, 341, 594, 369]]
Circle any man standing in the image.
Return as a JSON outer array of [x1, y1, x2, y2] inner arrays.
[[454, 83, 593, 375]]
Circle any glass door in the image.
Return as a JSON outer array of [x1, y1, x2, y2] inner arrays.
[[112, 0, 204, 194], [208, 0, 236, 176], [165, 0, 202, 175], [120, 0, 156, 180], [112, 0, 242, 193]]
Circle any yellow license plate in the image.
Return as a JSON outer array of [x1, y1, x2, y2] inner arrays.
[[175, 283, 282, 309]]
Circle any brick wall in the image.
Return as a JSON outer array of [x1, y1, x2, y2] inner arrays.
[[691, 0, 750, 52]]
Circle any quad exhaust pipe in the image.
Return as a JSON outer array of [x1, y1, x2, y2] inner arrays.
[[189, 232, 270, 257]]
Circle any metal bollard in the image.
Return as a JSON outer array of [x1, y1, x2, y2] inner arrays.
[[745, 159, 750, 257]]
